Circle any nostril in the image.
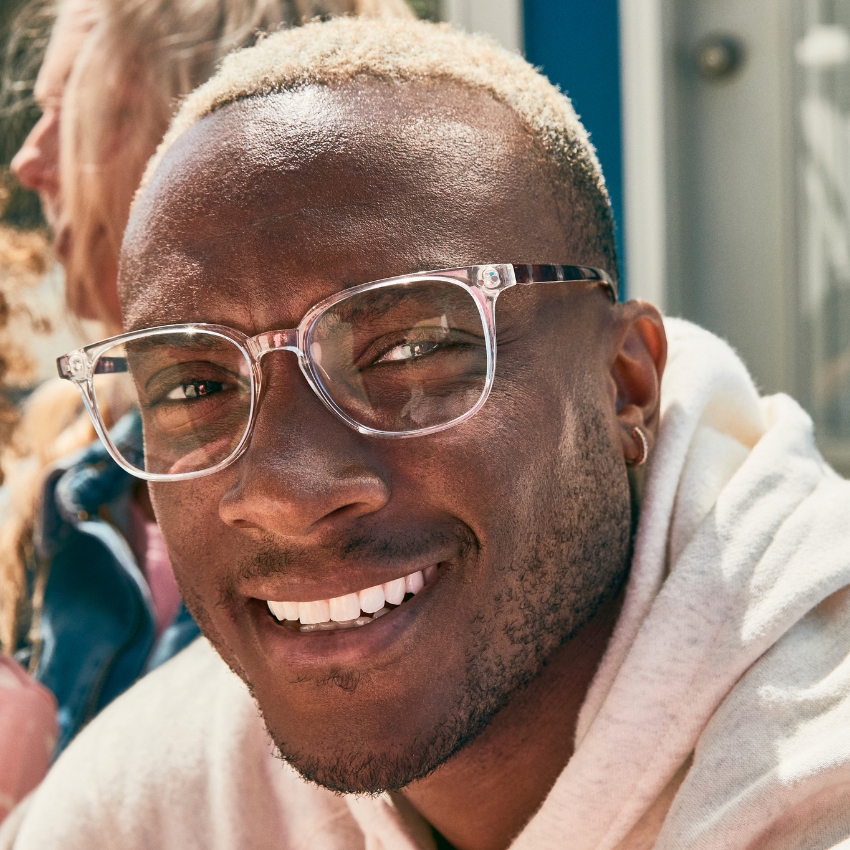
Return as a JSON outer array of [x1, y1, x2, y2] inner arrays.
[[325, 501, 373, 521]]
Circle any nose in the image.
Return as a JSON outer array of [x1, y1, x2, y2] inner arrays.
[[218, 355, 391, 538], [10, 109, 60, 196]]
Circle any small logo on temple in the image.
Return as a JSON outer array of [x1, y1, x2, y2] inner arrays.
[[479, 267, 500, 289]]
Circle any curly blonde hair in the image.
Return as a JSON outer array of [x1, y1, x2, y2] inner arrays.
[[0, 224, 82, 655]]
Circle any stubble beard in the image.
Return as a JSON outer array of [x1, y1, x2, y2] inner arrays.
[[263, 408, 633, 794]]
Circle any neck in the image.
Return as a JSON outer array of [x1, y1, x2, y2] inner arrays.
[[399, 586, 624, 850]]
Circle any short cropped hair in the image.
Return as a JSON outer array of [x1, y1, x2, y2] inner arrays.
[[141, 16, 619, 280]]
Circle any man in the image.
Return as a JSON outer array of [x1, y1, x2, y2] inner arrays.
[[4, 16, 850, 850]]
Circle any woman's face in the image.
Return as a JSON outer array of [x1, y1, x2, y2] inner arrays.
[[11, 0, 97, 262]]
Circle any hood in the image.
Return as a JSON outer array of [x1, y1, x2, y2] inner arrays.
[[509, 317, 850, 849]]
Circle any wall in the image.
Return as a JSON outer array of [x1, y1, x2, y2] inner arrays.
[[443, 0, 626, 288], [523, 0, 626, 288]]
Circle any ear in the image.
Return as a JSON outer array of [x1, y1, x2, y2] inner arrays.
[[608, 300, 667, 466]]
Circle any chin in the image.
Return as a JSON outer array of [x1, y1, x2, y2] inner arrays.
[[267, 722, 461, 794], [256, 686, 447, 793], [253, 656, 507, 795]]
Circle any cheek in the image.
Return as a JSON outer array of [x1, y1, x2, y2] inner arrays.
[[425, 321, 614, 566], [149, 481, 226, 592], [387, 360, 578, 564]]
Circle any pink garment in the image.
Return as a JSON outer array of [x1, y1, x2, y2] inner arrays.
[[0, 656, 57, 823], [129, 503, 182, 637]]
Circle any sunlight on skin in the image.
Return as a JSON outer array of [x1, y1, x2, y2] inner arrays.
[[121, 81, 666, 850]]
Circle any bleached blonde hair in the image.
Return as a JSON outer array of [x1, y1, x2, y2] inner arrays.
[[140, 16, 618, 277]]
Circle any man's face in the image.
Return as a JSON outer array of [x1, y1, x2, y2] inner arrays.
[[121, 81, 632, 793]]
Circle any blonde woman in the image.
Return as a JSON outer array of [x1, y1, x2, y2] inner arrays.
[[2, 0, 413, 782]]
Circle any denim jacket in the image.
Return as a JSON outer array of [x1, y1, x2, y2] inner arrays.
[[21, 414, 199, 754]]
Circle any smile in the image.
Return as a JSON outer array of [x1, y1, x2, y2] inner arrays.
[[266, 566, 439, 633]]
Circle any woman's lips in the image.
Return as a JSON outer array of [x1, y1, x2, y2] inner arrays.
[[53, 223, 72, 263]]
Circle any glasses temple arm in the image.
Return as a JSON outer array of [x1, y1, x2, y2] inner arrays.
[[511, 264, 618, 303]]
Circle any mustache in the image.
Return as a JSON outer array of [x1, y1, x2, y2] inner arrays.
[[235, 526, 478, 583]]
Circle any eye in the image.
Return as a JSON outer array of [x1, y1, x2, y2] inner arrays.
[[166, 379, 225, 400], [375, 340, 442, 363]]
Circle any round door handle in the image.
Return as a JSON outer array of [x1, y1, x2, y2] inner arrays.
[[695, 34, 746, 80]]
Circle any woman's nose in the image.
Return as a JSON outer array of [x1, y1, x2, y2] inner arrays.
[[10, 109, 61, 197]]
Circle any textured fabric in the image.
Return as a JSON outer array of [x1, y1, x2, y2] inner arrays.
[[3, 318, 850, 849], [27, 413, 200, 754], [0, 657, 57, 825]]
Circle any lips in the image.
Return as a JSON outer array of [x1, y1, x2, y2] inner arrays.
[[266, 565, 438, 632], [53, 222, 72, 263]]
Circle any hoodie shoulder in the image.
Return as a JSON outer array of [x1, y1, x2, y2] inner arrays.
[[5, 639, 293, 849]]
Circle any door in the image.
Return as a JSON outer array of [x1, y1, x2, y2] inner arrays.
[[648, 0, 850, 472]]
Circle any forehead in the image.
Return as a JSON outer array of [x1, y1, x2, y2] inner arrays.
[[120, 80, 570, 332], [35, 0, 98, 104]]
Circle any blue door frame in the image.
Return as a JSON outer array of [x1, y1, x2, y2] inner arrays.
[[523, 0, 624, 291]]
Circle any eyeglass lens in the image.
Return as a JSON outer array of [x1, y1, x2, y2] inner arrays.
[[91, 279, 490, 477], [92, 331, 254, 476]]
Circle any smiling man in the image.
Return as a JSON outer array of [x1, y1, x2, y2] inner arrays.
[[5, 17, 850, 850]]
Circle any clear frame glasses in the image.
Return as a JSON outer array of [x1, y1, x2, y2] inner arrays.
[[57, 263, 616, 481]]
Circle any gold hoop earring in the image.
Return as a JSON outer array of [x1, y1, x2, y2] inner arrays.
[[627, 426, 649, 467]]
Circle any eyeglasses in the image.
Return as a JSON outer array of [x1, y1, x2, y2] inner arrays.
[[57, 263, 616, 481]]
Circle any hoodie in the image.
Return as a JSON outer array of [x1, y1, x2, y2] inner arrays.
[[3, 319, 850, 850]]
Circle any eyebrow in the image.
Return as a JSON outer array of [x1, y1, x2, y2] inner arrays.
[[122, 259, 459, 333], [124, 333, 241, 354]]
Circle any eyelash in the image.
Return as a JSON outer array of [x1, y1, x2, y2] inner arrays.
[[374, 339, 444, 363]]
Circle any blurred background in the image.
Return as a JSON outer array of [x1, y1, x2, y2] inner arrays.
[[3, 0, 850, 473], [431, 0, 850, 475], [0, 0, 98, 446]]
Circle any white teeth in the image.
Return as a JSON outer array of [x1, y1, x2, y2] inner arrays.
[[329, 593, 361, 622], [359, 584, 385, 614], [300, 621, 339, 632], [267, 600, 288, 621], [405, 570, 425, 595], [298, 600, 330, 625], [382, 577, 406, 605], [267, 565, 439, 628]]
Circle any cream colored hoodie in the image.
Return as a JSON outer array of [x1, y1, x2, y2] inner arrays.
[[4, 318, 850, 850]]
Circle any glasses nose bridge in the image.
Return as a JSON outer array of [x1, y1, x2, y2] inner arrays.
[[246, 328, 303, 364]]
